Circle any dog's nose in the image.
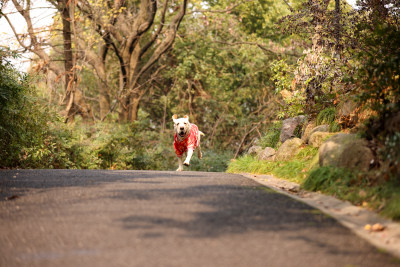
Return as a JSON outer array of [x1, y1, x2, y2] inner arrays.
[[180, 127, 184, 130]]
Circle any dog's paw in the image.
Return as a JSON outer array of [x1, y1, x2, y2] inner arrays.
[[183, 161, 190, 166], [176, 167, 183, 171], [198, 152, 203, 160]]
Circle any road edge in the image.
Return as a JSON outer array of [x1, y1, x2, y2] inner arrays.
[[240, 173, 400, 259]]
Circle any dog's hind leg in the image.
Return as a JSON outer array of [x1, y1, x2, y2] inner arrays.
[[197, 145, 202, 159], [177, 157, 184, 171], [197, 131, 203, 159]]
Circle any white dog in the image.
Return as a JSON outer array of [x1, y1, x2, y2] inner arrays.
[[172, 114, 204, 171]]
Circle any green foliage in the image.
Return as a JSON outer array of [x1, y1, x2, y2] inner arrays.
[[227, 146, 319, 184], [382, 195, 400, 220], [227, 155, 277, 175], [316, 107, 341, 132], [355, 22, 400, 116], [316, 107, 335, 125], [271, 161, 308, 183], [188, 150, 234, 172], [30, 112, 233, 172], [354, 19, 400, 179], [303, 166, 356, 192], [271, 59, 305, 119], [378, 132, 400, 180], [303, 166, 400, 220], [0, 49, 71, 168], [158, 3, 282, 150], [232, 0, 294, 40], [383, 133, 400, 172], [259, 121, 282, 149], [0, 51, 233, 171]]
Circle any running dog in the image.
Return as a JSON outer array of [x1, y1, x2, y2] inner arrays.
[[172, 114, 204, 171]]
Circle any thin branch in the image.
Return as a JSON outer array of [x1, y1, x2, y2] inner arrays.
[[139, 0, 169, 59], [129, 0, 187, 93], [2, 13, 30, 50], [282, 0, 294, 13]]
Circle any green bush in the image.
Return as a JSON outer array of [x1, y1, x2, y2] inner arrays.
[[0, 49, 73, 168], [356, 22, 400, 120], [316, 107, 340, 132], [259, 121, 282, 149], [187, 150, 234, 172]]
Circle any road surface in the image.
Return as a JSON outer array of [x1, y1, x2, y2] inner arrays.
[[1, 169, 399, 266]]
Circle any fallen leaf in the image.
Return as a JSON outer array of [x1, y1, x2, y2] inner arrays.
[[365, 223, 386, 232], [371, 223, 386, 232]]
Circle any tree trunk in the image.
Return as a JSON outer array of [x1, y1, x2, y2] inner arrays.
[[58, 0, 92, 122], [99, 82, 111, 119], [119, 93, 141, 123], [59, 0, 73, 88]]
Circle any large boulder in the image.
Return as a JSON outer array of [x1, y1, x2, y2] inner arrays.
[[304, 124, 330, 143], [301, 121, 316, 142], [309, 132, 333, 148], [257, 147, 276, 161], [247, 146, 262, 156], [319, 133, 374, 171], [280, 116, 306, 143], [275, 138, 303, 161], [319, 133, 357, 167]]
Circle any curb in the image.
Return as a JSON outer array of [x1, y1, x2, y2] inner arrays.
[[241, 173, 400, 259]]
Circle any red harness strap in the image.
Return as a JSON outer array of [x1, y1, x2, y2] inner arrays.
[[173, 124, 199, 157]]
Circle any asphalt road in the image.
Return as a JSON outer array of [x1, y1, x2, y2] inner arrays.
[[1, 169, 399, 267]]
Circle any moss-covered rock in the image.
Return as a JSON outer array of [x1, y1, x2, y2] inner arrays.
[[257, 147, 276, 161], [280, 116, 306, 143], [275, 138, 303, 161], [301, 121, 316, 143], [319, 133, 374, 171], [309, 132, 333, 148], [247, 146, 262, 156], [304, 124, 329, 143]]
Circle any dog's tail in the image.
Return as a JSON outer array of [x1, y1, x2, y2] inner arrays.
[[199, 131, 205, 137]]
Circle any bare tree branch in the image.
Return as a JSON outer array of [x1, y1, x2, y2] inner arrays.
[[139, 0, 169, 59], [129, 0, 187, 93], [282, 0, 294, 13]]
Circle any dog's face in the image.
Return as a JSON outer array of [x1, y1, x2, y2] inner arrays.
[[172, 114, 191, 138]]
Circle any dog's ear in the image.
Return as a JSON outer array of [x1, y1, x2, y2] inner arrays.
[[172, 114, 178, 122], [183, 115, 189, 121]]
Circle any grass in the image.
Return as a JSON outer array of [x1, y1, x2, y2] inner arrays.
[[303, 166, 400, 220], [227, 146, 319, 184], [316, 107, 341, 132], [227, 145, 400, 221], [258, 121, 282, 149]]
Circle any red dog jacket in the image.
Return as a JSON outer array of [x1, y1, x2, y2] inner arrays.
[[174, 124, 200, 157]]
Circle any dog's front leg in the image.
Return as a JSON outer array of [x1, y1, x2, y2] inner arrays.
[[183, 149, 194, 166], [176, 157, 184, 171]]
